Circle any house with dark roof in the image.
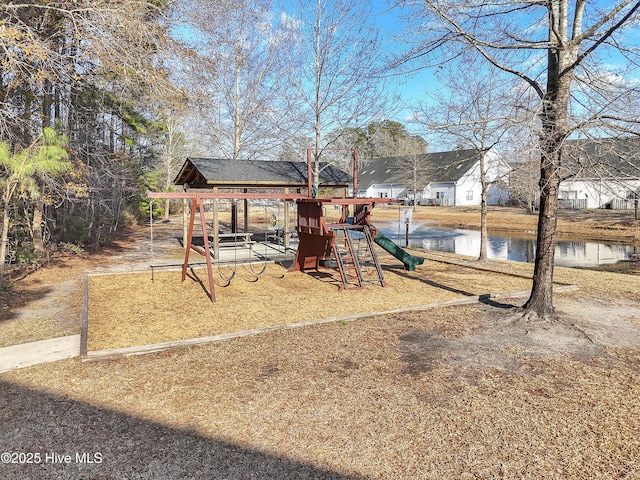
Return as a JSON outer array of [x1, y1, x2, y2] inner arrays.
[[558, 137, 640, 209], [174, 157, 352, 190], [357, 148, 510, 206]]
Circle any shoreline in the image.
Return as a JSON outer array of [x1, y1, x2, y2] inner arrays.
[[369, 205, 640, 246]]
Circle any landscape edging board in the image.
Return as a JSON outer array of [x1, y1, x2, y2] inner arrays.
[[82, 284, 579, 362]]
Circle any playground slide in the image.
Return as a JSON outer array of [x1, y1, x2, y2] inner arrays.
[[373, 231, 425, 271]]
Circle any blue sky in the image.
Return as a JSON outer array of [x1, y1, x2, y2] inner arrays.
[[368, 3, 435, 132], [277, 0, 435, 136], [173, 0, 435, 139], [177, 0, 640, 149]]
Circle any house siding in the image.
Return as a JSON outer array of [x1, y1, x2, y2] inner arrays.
[[548, 137, 640, 210], [358, 148, 511, 206], [560, 178, 640, 209], [365, 184, 408, 199]]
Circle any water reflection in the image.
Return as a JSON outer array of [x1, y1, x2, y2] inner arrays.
[[377, 222, 637, 268]]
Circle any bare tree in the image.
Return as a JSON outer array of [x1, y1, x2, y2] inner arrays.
[[393, 0, 640, 320], [286, 0, 396, 195], [175, 0, 295, 160], [507, 133, 541, 213], [0, 1, 174, 141], [331, 120, 427, 167], [420, 55, 513, 261], [157, 111, 188, 219], [394, 137, 431, 209]]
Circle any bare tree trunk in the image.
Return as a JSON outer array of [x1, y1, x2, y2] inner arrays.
[[523, 162, 560, 320], [478, 188, 488, 262], [43, 79, 53, 128], [32, 196, 47, 258], [524, 95, 567, 320], [0, 198, 11, 288], [522, 25, 574, 320], [478, 154, 489, 262]]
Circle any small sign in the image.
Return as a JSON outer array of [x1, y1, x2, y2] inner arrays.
[[402, 208, 413, 225]]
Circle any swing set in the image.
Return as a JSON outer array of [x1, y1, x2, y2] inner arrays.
[[149, 201, 269, 283], [147, 149, 423, 302], [147, 190, 302, 301]]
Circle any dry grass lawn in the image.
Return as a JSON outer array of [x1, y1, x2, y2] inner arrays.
[[1, 206, 639, 479], [2, 290, 639, 479]]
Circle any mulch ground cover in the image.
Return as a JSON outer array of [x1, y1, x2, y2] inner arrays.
[[86, 251, 534, 351], [1, 208, 639, 478]]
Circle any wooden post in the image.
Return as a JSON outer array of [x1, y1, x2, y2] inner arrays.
[[182, 188, 189, 251], [183, 198, 215, 302], [243, 188, 249, 232], [231, 200, 237, 233], [212, 187, 219, 260], [284, 187, 290, 251]]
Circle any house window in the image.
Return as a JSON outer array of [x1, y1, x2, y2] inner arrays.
[[466, 190, 473, 201], [559, 190, 577, 200]]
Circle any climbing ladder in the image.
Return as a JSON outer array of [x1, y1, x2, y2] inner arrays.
[[330, 224, 387, 291]]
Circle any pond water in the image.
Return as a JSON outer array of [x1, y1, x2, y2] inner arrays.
[[377, 221, 639, 268]]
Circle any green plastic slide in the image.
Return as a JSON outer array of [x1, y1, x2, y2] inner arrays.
[[373, 231, 425, 271]]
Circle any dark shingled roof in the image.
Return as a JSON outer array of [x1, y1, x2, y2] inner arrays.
[[174, 158, 352, 187], [563, 137, 640, 179], [357, 149, 482, 191]]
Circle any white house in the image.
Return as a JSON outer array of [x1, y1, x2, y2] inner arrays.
[[357, 148, 511, 206], [558, 137, 640, 209]]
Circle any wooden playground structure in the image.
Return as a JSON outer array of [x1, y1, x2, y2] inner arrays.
[[148, 150, 423, 301]]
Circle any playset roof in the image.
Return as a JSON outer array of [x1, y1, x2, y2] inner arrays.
[[174, 157, 352, 188]]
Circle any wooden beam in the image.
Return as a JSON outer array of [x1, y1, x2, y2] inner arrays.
[[284, 188, 290, 251], [243, 188, 249, 232], [147, 191, 309, 200]]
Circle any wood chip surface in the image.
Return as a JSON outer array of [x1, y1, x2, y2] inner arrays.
[[87, 253, 533, 351]]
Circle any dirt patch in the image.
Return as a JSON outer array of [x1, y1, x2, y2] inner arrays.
[[557, 295, 640, 348], [398, 300, 613, 377]]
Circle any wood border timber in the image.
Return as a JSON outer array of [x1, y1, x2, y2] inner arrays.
[[80, 274, 89, 356], [81, 283, 580, 362]]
